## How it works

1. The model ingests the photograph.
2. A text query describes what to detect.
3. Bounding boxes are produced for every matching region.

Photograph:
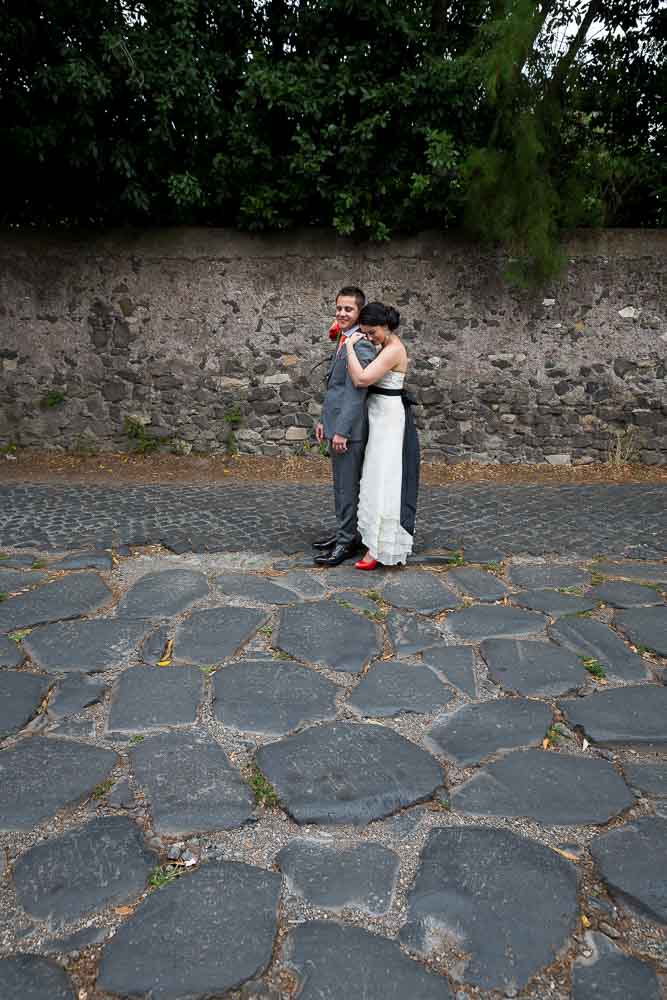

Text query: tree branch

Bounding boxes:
[549,0,604,94]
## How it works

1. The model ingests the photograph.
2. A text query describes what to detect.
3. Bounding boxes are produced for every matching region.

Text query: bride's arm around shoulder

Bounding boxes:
[345,335,402,388]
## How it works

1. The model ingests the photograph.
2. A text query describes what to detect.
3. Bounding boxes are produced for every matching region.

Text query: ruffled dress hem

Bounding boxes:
[357,506,412,566]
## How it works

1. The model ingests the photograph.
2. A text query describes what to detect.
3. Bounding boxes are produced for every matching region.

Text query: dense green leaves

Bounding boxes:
[1,0,663,280]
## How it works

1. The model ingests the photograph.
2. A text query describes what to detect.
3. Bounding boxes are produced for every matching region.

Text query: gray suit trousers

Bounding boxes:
[331,441,365,546]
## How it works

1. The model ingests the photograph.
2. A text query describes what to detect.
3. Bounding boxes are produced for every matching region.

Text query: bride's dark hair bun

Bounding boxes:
[386,306,400,331]
[358,301,401,330]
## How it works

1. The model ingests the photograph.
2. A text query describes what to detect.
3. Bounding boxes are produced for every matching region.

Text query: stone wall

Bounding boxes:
[1,228,665,464]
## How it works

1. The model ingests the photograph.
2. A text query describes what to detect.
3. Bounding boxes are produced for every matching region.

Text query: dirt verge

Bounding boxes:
[1,451,666,487]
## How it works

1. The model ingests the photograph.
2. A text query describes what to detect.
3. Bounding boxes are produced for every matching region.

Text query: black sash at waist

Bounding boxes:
[368,386,417,405]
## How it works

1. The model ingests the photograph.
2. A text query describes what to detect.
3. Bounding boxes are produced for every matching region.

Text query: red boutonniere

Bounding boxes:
[328,320,341,342]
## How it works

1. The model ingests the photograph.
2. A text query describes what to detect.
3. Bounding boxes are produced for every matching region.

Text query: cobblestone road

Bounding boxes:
[1,482,666,556]
[0,482,666,999]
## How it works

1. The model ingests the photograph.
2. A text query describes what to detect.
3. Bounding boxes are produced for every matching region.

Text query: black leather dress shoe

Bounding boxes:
[312,533,338,550]
[313,542,358,567]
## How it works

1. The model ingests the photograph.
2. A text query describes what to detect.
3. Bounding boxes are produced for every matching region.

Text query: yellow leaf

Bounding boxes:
[554,847,580,862]
[114,905,135,916]
[157,638,174,667]
[542,738,550,749]
[581,914,591,928]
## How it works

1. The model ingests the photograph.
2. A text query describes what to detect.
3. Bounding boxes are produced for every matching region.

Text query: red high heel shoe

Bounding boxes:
[355,556,378,570]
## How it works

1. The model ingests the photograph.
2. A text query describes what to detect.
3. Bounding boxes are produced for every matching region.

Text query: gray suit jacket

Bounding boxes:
[321,331,376,441]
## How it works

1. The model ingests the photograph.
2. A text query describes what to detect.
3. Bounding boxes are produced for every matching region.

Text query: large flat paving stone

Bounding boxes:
[507,561,591,590]
[382,570,460,614]
[399,826,578,992]
[0,955,75,1000]
[622,762,667,797]
[451,749,634,824]
[0,568,46,593]
[590,817,667,925]
[0,555,38,568]
[213,659,338,734]
[174,606,268,664]
[348,660,454,718]
[0,671,52,739]
[311,565,388,590]
[572,932,662,1000]
[48,675,106,719]
[130,731,254,834]
[421,646,477,697]
[117,569,209,618]
[52,550,113,570]
[446,605,547,641]
[107,665,203,732]
[387,611,443,658]
[256,722,443,825]
[14,816,156,923]
[590,580,665,608]
[0,634,23,666]
[0,572,112,633]
[615,605,667,656]
[273,570,327,599]
[594,560,667,584]
[461,543,506,563]
[480,638,587,696]
[428,698,551,766]
[447,567,510,602]
[335,589,381,614]
[511,588,596,618]
[23,618,150,673]
[561,686,667,749]
[0,737,117,831]
[549,617,647,683]
[276,600,381,673]
[97,861,282,1000]
[284,921,452,1000]
[277,840,399,914]
[215,571,304,604]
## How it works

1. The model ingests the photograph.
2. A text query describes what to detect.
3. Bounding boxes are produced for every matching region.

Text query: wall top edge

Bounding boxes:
[0,226,665,261]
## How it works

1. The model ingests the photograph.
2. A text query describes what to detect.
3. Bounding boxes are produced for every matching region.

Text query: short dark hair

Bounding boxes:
[358,301,400,331]
[336,286,366,310]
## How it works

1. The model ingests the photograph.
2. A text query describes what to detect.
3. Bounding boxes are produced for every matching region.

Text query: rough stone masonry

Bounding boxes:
[0,228,665,464]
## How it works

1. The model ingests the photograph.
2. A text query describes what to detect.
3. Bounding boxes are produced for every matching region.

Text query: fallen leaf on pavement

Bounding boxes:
[157,638,174,666]
[553,848,580,862]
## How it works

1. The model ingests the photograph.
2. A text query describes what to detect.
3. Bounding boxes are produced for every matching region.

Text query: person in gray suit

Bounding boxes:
[313,286,376,567]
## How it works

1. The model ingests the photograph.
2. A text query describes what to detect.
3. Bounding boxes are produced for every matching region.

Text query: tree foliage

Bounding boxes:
[1,0,664,280]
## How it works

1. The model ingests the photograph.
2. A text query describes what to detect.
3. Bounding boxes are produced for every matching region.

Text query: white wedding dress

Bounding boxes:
[357,370,414,565]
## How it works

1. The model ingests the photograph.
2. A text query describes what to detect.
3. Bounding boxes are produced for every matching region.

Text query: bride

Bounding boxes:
[345,302,420,570]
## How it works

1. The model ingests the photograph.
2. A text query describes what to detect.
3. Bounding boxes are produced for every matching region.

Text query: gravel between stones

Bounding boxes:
[0,544,665,1000]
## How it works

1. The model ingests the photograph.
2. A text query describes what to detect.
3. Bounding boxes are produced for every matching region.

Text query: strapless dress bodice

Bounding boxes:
[375,370,406,390]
